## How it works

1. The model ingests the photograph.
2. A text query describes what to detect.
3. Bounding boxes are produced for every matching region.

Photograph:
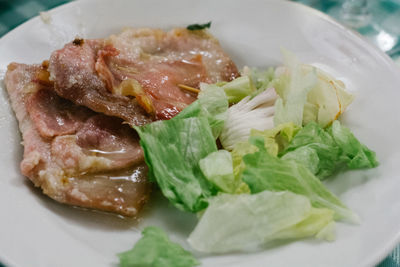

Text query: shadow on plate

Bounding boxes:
[24,179,197,235]
[23,179,141,231]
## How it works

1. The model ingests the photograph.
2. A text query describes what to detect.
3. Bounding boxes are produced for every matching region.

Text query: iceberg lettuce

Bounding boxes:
[329,120,378,169]
[119,226,199,267]
[188,191,335,253]
[273,49,317,126]
[250,122,300,156]
[242,66,275,92]
[220,76,256,104]
[230,123,300,184]
[281,122,341,178]
[242,137,359,223]
[177,83,228,138]
[134,86,228,212]
[273,49,354,128]
[199,150,250,194]
[136,117,217,212]
[215,66,275,105]
[281,121,378,179]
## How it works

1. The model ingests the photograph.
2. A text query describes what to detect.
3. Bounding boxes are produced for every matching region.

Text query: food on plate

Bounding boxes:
[3,22,379,266]
[5,63,150,216]
[48,28,239,125]
[188,190,335,253]
[4,27,240,216]
[118,226,199,267]
[131,47,378,263]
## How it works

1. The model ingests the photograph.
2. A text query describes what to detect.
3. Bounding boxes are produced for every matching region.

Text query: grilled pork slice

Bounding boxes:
[49,28,239,124]
[5,63,151,216]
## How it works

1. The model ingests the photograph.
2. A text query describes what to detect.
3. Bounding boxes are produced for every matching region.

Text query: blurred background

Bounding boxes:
[0,0,399,266]
[1,0,399,63]
[295,0,400,65]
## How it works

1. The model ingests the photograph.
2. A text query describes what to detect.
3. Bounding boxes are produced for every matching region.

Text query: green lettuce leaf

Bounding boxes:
[281,122,341,178]
[231,141,259,188]
[199,150,250,194]
[134,86,228,212]
[242,137,359,223]
[187,190,335,253]
[230,122,299,184]
[273,49,317,126]
[135,117,217,212]
[221,76,256,104]
[273,49,354,127]
[242,66,275,92]
[250,122,300,156]
[271,208,336,242]
[176,84,228,138]
[281,146,321,177]
[329,120,378,169]
[119,226,199,267]
[281,121,378,179]
[214,66,275,105]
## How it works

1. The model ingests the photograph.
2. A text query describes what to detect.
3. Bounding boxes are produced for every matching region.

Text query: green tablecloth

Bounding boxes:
[0,1,399,266]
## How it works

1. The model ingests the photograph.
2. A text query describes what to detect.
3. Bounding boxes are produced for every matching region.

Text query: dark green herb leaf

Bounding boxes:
[187,21,211,31]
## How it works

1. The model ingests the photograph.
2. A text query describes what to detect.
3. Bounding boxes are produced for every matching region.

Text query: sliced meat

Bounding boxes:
[49,28,240,123]
[47,40,152,126]
[26,88,92,138]
[5,63,151,216]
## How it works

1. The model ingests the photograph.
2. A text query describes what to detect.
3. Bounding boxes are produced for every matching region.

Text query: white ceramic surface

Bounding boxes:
[1,0,400,266]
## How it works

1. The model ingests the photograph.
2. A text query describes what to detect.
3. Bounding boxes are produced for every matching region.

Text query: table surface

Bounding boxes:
[0,0,399,267]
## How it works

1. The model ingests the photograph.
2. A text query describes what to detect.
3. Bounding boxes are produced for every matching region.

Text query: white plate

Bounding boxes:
[1,0,400,266]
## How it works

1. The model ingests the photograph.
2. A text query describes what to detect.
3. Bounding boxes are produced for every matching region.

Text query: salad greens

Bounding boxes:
[281,121,339,178]
[135,116,216,212]
[188,190,335,253]
[273,49,316,127]
[230,122,300,185]
[124,49,379,265]
[281,121,378,179]
[219,76,256,104]
[176,83,228,139]
[250,122,300,156]
[242,136,359,223]
[242,66,275,92]
[134,86,228,212]
[273,49,354,127]
[199,150,250,194]
[329,120,378,169]
[118,226,199,267]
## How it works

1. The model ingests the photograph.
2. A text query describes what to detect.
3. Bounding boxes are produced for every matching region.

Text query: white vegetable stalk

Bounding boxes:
[220,88,278,150]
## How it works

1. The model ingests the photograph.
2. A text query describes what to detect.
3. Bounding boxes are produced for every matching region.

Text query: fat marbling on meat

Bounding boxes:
[5,63,150,216]
[49,28,239,124]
